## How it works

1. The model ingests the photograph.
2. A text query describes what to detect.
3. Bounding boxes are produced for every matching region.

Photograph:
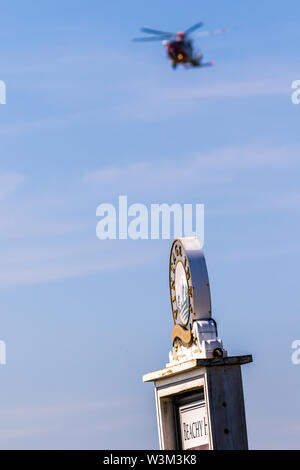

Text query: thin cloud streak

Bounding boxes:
[166,78,290,100]
[84,144,300,187]
[0,398,143,442]
[0,173,25,199]
[0,145,298,289]
[0,242,162,288]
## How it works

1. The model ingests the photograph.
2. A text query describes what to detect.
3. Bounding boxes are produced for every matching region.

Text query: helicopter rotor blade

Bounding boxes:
[193,28,229,38]
[184,22,204,35]
[140,27,174,37]
[132,36,169,42]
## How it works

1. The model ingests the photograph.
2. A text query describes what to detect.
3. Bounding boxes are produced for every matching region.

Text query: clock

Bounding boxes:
[169,237,212,347]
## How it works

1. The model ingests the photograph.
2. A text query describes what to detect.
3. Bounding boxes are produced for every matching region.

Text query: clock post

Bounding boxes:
[143,237,253,450]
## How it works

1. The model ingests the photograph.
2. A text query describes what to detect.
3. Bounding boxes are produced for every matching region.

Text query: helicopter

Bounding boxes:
[133,22,228,69]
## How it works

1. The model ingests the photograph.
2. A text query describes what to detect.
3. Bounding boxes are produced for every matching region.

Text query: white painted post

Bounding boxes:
[143,238,253,450]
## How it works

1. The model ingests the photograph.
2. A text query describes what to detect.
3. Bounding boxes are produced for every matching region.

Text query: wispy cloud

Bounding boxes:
[0,240,161,288]
[0,42,295,136]
[0,399,131,421]
[84,144,300,188]
[210,191,300,217]
[166,78,290,100]
[0,172,25,199]
[0,398,142,443]
[0,144,298,289]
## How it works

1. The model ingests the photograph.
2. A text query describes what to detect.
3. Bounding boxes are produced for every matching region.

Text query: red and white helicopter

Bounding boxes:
[133,22,228,69]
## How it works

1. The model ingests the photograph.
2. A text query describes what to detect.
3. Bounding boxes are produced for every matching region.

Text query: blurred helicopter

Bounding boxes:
[133,22,228,69]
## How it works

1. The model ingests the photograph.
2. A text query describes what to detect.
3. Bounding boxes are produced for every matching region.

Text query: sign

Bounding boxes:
[179,400,210,450]
[169,238,212,347]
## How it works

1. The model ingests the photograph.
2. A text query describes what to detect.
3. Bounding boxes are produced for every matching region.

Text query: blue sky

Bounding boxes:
[0,0,299,449]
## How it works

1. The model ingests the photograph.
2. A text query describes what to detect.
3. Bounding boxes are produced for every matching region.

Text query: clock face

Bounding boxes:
[175,261,189,325]
[169,239,194,334]
[169,237,212,348]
